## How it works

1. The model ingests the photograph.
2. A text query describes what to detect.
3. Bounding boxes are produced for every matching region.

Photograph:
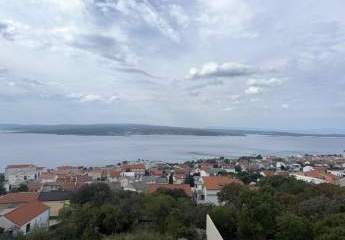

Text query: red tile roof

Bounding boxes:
[108,169,121,178]
[202,176,243,190]
[6,164,35,169]
[27,182,42,192]
[150,169,163,176]
[304,170,339,183]
[5,201,49,226]
[147,184,192,197]
[0,192,39,204]
[122,163,145,171]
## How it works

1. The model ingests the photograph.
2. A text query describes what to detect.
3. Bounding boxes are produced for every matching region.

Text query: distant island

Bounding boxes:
[1,123,345,137]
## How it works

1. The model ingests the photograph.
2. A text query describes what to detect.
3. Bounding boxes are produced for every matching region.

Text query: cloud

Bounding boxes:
[244,78,284,95]
[122,0,181,43]
[92,0,181,43]
[197,0,256,38]
[0,67,8,76]
[66,93,120,104]
[169,4,190,29]
[0,21,15,41]
[72,33,138,64]
[0,73,62,101]
[281,104,289,109]
[116,67,163,79]
[247,78,283,87]
[245,86,263,95]
[186,61,254,79]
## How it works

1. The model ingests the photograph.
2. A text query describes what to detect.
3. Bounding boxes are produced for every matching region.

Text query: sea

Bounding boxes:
[0,132,345,170]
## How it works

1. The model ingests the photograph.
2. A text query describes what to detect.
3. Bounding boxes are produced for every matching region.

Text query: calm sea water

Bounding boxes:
[0,133,345,170]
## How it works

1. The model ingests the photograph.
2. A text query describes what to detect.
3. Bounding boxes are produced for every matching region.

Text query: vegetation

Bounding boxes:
[9,183,205,240]
[0,174,6,195]
[3,176,345,240]
[213,176,345,240]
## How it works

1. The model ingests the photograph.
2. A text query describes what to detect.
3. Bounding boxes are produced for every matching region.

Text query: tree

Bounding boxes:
[17,229,51,240]
[218,183,248,208]
[168,173,174,184]
[155,188,189,200]
[298,196,343,220]
[0,174,6,195]
[142,194,176,233]
[234,165,242,173]
[71,183,112,205]
[313,213,345,240]
[184,174,195,187]
[274,213,312,240]
[104,230,174,240]
[16,183,28,192]
[237,190,280,240]
[209,207,237,240]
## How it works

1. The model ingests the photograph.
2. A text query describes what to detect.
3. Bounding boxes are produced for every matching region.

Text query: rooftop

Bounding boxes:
[6,164,36,169]
[0,192,39,205]
[202,176,243,190]
[5,201,49,226]
[38,191,72,202]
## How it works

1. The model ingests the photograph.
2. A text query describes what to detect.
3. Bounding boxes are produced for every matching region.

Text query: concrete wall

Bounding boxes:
[205,190,220,205]
[42,201,64,217]
[19,209,50,234]
[5,167,37,189]
[206,215,223,240]
[0,216,16,231]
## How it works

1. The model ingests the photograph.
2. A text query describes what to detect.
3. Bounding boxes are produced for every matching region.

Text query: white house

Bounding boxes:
[195,176,243,205]
[328,170,345,177]
[303,166,314,173]
[5,164,39,191]
[0,201,50,235]
[290,173,326,184]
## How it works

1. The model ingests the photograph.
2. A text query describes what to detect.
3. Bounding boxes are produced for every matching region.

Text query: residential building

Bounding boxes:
[107,169,121,182]
[195,176,243,205]
[5,164,39,191]
[0,192,39,209]
[291,173,326,184]
[0,201,49,235]
[38,191,71,218]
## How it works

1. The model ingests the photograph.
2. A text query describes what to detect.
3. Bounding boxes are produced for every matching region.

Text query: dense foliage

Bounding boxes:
[11,183,206,240]
[4,176,345,240]
[213,176,345,240]
[0,174,6,195]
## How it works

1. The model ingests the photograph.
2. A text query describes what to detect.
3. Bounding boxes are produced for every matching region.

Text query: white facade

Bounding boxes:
[195,179,220,205]
[5,165,38,190]
[302,166,314,172]
[291,174,326,184]
[203,189,219,205]
[0,208,49,235]
[19,209,50,234]
[328,170,344,177]
[0,215,15,231]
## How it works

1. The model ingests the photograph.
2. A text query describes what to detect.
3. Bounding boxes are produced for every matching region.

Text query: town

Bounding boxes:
[1,152,345,239]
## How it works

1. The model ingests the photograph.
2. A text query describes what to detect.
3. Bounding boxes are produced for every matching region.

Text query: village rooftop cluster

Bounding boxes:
[1,153,345,236]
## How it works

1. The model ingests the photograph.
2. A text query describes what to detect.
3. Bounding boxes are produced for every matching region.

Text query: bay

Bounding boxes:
[0,133,345,170]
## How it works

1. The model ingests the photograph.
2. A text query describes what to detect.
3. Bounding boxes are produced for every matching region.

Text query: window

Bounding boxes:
[26,223,31,233]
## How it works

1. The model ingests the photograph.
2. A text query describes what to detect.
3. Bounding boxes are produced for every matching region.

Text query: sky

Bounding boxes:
[0,0,345,131]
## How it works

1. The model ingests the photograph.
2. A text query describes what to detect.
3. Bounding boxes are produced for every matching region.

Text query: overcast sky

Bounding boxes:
[0,0,344,130]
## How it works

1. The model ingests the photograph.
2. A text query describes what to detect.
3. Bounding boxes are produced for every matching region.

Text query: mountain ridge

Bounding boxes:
[1,123,345,137]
